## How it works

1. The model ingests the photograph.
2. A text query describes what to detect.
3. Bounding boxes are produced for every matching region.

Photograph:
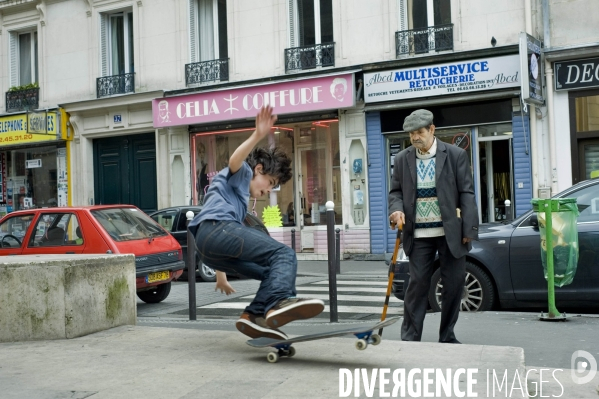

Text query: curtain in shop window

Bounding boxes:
[198,0,215,61]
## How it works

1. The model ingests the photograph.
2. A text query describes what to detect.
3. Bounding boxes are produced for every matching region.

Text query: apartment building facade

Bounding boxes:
[0,0,593,257]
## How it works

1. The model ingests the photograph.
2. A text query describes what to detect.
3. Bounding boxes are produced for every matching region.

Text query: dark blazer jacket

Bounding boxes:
[388,139,479,258]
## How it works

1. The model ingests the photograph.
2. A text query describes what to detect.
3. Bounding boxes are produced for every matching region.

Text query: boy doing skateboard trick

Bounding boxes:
[189,106,325,340]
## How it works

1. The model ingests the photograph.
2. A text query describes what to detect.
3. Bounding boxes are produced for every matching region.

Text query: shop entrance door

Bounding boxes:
[93,133,158,213]
[476,126,514,223]
[297,145,327,251]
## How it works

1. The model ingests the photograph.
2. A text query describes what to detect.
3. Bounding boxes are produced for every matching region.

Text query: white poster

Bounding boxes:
[57,148,68,207]
[364,54,520,103]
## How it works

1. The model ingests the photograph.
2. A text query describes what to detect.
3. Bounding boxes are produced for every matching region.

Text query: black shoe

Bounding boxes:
[236,312,287,340]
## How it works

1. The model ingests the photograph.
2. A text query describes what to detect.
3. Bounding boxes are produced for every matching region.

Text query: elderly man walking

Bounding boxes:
[388,109,479,343]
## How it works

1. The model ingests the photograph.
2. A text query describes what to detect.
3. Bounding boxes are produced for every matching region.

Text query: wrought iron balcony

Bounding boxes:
[395,24,454,57]
[285,42,335,72]
[185,58,229,85]
[5,87,39,113]
[96,73,135,98]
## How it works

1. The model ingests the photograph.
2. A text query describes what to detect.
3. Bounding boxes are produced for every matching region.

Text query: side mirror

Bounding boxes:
[530,214,539,228]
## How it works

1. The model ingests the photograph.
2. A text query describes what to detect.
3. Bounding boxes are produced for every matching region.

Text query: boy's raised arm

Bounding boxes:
[228,106,277,174]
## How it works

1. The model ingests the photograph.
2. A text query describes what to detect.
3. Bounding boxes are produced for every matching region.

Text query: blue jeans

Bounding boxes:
[195,220,297,316]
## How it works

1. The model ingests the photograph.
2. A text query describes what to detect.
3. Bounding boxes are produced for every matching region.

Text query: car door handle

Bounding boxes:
[66,251,75,254]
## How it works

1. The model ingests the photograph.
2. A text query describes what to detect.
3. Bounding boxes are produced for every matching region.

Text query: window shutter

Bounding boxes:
[189,0,198,63]
[288,0,296,47]
[398,0,408,31]
[100,13,109,76]
[9,32,18,87]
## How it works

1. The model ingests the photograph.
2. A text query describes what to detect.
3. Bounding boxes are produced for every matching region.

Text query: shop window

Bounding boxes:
[29,213,83,247]
[3,146,59,212]
[190,120,341,229]
[9,30,38,87]
[100,11,134,76]
[575,95,599,132]
[189,0,228,63]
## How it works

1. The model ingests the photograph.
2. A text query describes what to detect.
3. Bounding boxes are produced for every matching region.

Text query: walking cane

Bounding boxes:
[379,222,402,337]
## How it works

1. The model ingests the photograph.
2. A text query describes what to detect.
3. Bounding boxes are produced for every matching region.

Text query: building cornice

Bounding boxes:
[59,90,164,113]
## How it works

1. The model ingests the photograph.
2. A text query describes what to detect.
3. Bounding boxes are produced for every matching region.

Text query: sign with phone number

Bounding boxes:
[0,111,58,147]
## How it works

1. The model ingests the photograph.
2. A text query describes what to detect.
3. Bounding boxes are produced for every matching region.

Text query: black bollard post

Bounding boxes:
[186,211,197,321]
[326,201,338,322]
[291,228,296,252]
[335,228,341,274]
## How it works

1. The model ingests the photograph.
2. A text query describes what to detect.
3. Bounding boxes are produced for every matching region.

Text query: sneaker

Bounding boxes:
[265,298,325,328]
[235,312,288,340]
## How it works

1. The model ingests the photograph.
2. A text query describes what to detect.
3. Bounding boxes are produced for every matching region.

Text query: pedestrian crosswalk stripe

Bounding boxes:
[296,286,386,293]
[198,302,401,314]
[240,294,402,303]
[311,281,389,286]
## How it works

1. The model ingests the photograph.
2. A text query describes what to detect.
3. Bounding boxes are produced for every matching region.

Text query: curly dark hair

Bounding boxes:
[246,147,292,185]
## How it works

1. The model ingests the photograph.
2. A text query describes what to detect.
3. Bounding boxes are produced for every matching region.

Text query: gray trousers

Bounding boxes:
[401,236,465,343]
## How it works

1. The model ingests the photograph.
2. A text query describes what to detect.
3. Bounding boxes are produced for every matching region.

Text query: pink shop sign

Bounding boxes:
[152,73,355,128]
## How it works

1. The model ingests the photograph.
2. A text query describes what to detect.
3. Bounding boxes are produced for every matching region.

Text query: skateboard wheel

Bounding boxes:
[267,352,279,363]
[288,346,296,357]
[370,334,381,346]
[355,339,368,351]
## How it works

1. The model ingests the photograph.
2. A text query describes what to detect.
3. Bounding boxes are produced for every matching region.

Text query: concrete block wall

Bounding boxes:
[0,254,136,343]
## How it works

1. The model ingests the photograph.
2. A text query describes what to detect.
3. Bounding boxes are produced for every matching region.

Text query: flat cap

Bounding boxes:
[403,109,434,132]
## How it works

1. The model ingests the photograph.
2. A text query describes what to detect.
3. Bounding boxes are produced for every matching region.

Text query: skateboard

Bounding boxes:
[246,316,401,363]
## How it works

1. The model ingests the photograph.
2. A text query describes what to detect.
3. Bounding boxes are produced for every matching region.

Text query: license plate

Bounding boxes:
[146,270,170,283]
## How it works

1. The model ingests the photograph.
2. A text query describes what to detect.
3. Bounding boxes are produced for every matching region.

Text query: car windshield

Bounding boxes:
[91,208,168,242]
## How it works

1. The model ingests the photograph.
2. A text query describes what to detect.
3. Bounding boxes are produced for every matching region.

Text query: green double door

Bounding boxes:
[93,133,158,213]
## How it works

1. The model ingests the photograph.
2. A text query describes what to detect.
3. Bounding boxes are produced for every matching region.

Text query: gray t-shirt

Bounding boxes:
[188,162,252,235]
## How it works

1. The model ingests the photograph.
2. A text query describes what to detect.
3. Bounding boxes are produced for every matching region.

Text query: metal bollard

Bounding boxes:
[504,199,512,220]
[335,228,341,274]
[291,228,296,252]
[186,211,197,321]
[326,201,338,322]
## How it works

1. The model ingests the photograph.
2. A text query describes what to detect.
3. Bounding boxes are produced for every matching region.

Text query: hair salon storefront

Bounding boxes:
[0,109,70,216]
[363,52,534,254]
[153,73,372,258]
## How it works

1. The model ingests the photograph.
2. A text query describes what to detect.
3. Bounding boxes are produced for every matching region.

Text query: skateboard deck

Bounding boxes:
[246,316,401,363]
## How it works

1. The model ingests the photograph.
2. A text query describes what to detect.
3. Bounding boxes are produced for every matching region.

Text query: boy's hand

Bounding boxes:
[255,105,277,141]
[215,279,236,295]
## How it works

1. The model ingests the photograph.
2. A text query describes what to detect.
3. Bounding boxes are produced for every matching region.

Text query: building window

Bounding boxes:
[9,31,38,87]
[408,0,451,30]
[189,0,228,63]
[101,11,134,76]
[289,0,333,47]
[396,0,452,55]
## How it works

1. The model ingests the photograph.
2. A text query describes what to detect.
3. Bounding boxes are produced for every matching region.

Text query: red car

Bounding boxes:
[0,205,184,303]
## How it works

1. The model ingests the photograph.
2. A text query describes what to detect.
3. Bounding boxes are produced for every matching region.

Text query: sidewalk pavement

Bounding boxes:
[2,260,599,398]
[2,325,528,399]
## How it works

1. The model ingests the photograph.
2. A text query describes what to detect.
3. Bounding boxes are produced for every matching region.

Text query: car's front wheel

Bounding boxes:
[428,262,495,312]
[197,258,217,282]
[137,282,172,303]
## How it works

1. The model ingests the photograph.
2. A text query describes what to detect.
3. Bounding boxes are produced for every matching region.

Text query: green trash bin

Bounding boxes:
[531,198,579,319]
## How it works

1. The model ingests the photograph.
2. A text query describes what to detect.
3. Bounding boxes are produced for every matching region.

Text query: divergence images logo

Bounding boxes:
[571,350,597,385]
